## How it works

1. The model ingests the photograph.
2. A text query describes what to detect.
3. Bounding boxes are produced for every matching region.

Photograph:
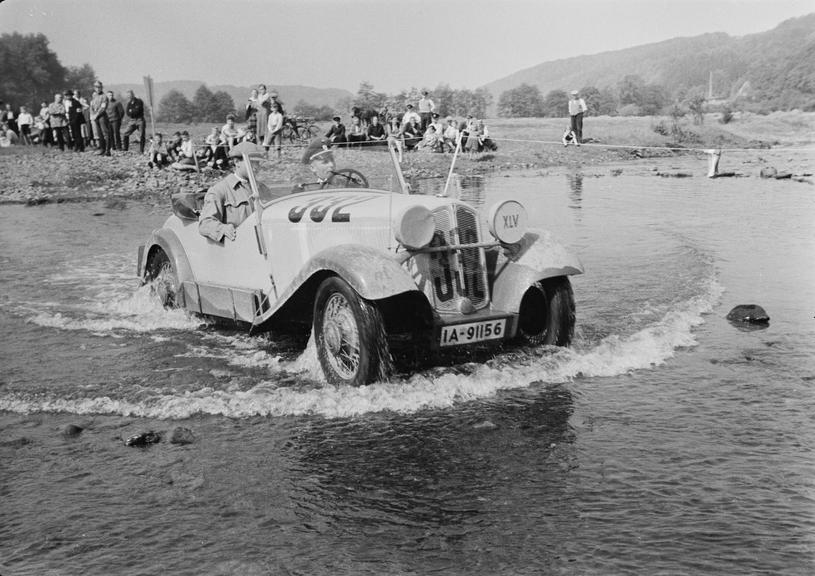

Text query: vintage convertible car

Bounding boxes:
[137,145,583,386]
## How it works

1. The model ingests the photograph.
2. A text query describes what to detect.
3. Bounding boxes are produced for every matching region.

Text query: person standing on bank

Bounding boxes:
[123,90,146,154]
[90,81,111,156]
[106,91,125,151]
[568,90,587,145]
[418,90,435,132]
[47,92,68,151]
[65,90,86,152]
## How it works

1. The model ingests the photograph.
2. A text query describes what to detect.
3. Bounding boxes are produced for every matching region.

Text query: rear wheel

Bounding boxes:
[145,249,179,308]
[518,277,575,346]
[313,277,390,386]
[322,168,369,189]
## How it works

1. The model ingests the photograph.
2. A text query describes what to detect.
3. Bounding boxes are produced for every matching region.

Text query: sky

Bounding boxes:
[1,0,813,94]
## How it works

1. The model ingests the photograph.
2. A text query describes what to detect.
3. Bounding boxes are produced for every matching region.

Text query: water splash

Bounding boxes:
[0,278,724,420]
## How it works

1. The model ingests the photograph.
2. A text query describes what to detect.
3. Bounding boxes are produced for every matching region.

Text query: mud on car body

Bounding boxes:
[137,145,583,386]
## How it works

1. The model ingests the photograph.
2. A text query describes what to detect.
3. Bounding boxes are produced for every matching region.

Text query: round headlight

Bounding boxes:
[487,200,527,244]
[394,205,435,249]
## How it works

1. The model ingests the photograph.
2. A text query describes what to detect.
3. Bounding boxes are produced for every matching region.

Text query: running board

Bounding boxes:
[182,281,267,323]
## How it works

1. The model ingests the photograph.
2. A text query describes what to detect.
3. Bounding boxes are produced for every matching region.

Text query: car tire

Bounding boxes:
[518,277,575,346]
[313,276,391,386]
[322,168,369,189]
[145,248,180,308]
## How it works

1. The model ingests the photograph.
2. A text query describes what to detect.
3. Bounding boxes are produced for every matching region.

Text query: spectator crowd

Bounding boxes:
[2,83,496,169]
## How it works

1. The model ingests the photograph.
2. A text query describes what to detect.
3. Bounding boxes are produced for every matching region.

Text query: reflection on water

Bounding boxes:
[408,174,487,207]
[566,172,583,210]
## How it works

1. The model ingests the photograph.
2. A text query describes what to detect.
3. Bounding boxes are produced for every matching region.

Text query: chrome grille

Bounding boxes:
[413,205,489,313]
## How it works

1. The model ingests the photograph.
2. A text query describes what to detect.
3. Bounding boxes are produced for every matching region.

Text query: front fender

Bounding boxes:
[489,232,583,313]
[138,227,195,285]
[302,244,418,300]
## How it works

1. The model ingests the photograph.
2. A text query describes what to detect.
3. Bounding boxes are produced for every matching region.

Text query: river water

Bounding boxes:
[1,163,814,575]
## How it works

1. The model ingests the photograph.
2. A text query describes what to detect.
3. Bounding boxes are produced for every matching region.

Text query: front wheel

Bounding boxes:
[517,277,575,346]
[144,248,180,308]
[313,277,390,386]
[321,168,369,189]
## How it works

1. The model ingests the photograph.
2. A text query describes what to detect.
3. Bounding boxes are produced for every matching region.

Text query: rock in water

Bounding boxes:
[62,424,84,437]
[169,427,195,445]
[125,431,162,447]
[760,167,778,179]
[726,304,770,324]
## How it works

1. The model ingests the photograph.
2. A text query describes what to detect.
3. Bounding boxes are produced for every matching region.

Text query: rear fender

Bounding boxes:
[138,228,195,286]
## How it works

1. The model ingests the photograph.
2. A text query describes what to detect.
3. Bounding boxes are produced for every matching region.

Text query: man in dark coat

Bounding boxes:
[123,89,146,154]
[105,91,125,151]
[64,90,85,152]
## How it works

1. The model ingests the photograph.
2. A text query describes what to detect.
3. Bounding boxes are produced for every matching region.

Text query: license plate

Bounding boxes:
[440,319,506,347]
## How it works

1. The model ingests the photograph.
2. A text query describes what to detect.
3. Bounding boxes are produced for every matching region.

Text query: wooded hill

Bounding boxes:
[484,13,815,112]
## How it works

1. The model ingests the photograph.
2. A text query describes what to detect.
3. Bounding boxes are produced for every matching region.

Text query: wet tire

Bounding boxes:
[145,249,180,308]
[517,277,575,346]
[313,277,390,386]
[322,168,369,189]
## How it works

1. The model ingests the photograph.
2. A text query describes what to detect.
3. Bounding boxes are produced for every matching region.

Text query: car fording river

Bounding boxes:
[137,143,583,386]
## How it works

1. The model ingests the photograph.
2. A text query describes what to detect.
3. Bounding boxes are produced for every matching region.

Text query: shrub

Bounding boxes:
[651,120,670,136]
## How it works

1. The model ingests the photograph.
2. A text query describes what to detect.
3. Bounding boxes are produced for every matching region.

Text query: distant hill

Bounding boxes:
[484,13,815,111]
[106,80,352,112]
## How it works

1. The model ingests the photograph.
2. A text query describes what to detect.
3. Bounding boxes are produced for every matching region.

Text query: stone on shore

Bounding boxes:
[726,304,770,324]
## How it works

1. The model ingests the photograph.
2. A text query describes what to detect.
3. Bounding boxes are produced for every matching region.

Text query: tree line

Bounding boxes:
[156,86,237,123]
[496,75,712,119]
[0,33,97,107]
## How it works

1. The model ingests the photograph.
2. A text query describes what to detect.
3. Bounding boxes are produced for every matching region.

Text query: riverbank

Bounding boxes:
[1,111,812,205]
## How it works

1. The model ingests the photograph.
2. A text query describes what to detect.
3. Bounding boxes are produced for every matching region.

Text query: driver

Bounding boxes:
[199,141,266,242]
[301,136,335,181]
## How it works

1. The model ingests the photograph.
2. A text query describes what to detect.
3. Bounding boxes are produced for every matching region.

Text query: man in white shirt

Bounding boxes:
[418,90,435,131]
[568,90,588,145]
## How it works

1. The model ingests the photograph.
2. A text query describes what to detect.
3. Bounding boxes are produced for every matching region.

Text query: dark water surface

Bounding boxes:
[2,167,814,575]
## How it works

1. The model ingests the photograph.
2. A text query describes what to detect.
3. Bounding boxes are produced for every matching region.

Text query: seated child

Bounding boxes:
[147,133,170,168]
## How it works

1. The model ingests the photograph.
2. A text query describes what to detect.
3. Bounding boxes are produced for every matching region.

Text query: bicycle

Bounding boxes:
[282,116,321,144]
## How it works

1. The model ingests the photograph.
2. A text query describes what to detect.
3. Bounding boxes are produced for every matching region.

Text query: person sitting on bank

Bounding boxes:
[347,115,367,149]
[147,133,170,168]
[199,141,266,242]
[367,114,387,146]
[443,117,459,152]
[170,130,198,169]
[417,124,442,153]
[325,115,346,147]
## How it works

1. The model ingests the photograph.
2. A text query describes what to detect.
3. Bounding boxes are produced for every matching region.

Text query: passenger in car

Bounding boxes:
[198,142,266,242]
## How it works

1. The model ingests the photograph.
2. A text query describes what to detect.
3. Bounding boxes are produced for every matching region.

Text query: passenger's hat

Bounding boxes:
[332,115,341,121]
[228,141,266,159]
[63,89,74,96]
[570,90,579,95]
[93,80,102,87]
[432,112,439,118]
[406,104,414,109]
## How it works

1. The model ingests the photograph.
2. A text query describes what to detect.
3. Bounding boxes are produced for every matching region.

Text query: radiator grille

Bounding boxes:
[415,205,489,313]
